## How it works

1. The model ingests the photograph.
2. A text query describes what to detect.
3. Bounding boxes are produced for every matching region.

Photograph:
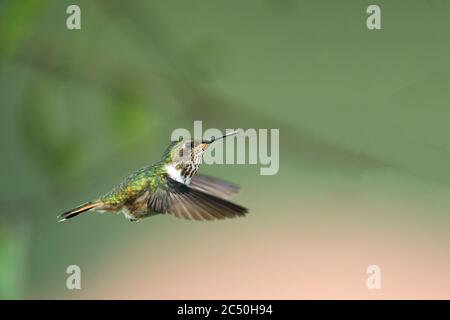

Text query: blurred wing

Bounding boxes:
[148,178,248,221]
[189,174,240,199]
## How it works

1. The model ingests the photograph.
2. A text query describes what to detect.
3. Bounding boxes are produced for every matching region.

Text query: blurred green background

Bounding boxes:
[2,0,450,299]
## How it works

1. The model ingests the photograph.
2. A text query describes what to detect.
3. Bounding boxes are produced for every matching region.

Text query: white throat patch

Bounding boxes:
[165,164,188,184]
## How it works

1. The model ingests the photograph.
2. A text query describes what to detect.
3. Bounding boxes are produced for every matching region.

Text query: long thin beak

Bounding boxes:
[200,130,238,150]
[203,130,238,144]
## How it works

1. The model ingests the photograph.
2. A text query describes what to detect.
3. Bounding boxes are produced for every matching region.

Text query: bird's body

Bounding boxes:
[58,132,248,222]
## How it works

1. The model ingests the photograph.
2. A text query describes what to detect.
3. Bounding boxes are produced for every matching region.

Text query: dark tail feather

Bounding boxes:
[58,202,100,222]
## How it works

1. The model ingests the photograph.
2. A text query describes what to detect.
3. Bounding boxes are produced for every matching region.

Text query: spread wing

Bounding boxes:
[147,178,248,221]
[189,174,240,199]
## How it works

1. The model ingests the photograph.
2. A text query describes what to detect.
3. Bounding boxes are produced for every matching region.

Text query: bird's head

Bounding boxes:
[162,131,238,168]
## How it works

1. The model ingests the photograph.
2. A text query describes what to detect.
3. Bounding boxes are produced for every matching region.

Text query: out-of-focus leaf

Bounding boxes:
[0,224,29,299]
[0,0,52,61]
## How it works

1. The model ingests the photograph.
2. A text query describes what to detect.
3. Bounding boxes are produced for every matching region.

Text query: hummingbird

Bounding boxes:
[58,131,248,222]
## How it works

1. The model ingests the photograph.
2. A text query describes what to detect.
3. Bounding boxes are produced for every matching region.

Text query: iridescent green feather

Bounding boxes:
[99,159,169,207]
[98,140,186,206]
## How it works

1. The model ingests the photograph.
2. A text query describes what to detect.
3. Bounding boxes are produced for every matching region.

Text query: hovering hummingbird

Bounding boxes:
[58,131,248,222]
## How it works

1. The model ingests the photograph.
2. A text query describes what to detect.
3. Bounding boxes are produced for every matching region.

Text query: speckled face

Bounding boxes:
[165,139,209,184]
[172,139,207,166]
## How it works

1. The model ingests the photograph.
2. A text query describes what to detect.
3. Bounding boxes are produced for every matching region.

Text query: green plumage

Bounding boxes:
[59,132,248,222]
[100,162,166,207]
[99,140,180,207]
